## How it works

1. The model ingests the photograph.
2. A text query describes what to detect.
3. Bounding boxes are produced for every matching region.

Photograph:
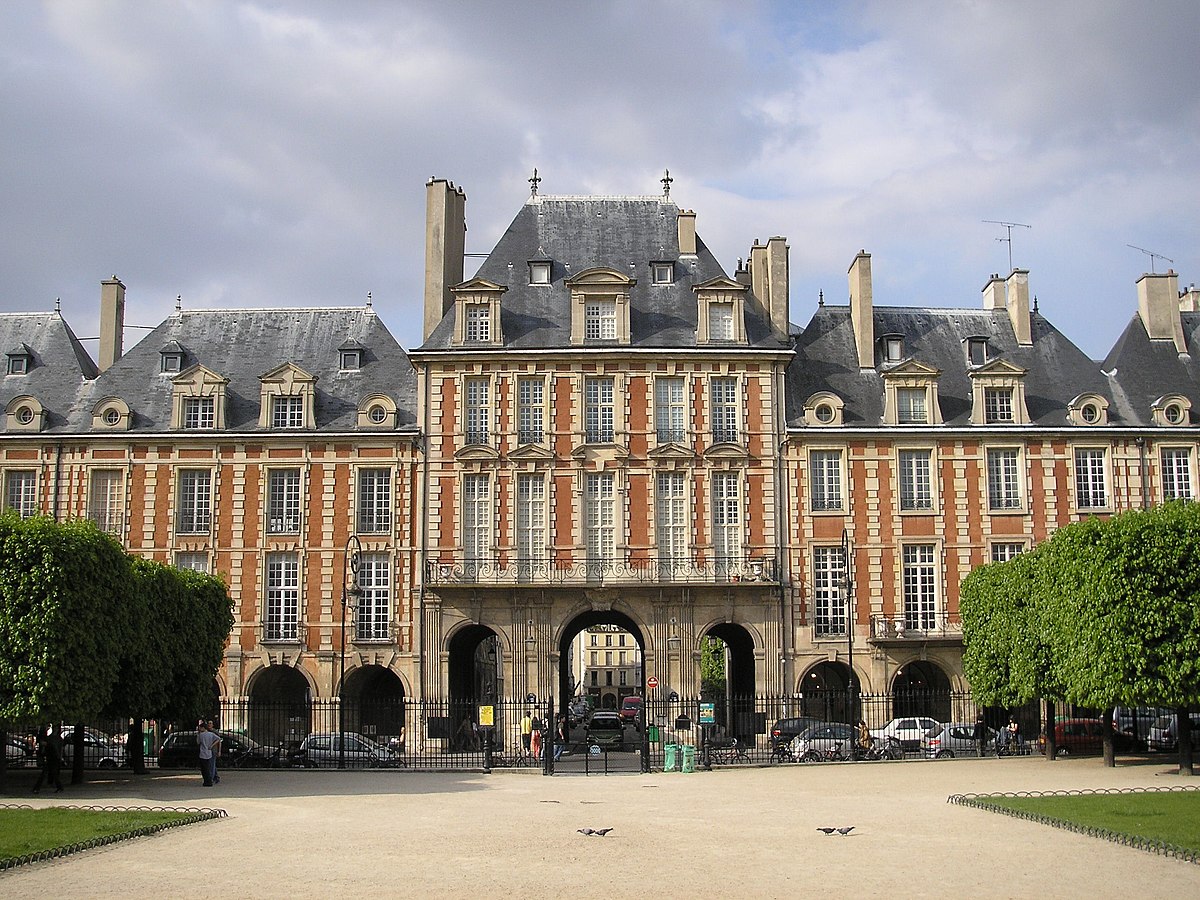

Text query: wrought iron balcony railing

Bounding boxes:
[711,427,741,444]
[657,427,686,443]
[425,554,777,586]
[869,613,962,641]
[353,620,394,644]
[516,428,546,446]
[464,428,491,446]
[259,620,307,645]
[585,426,615,443]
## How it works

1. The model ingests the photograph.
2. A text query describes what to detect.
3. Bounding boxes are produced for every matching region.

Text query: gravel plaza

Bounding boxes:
[3,756,1199,898]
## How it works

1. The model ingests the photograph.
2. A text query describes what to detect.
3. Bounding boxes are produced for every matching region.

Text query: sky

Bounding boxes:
[2,0,1198,361]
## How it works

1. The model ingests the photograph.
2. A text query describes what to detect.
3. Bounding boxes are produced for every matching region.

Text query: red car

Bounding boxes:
[619,696,644,727]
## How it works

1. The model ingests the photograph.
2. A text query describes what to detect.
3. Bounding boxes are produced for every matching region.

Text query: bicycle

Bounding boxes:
[800,740,850,763]
[708,738,751,765]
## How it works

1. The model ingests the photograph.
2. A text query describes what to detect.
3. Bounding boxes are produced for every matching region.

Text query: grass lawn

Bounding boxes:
[0,807,196,859]
[978,792,1200,852]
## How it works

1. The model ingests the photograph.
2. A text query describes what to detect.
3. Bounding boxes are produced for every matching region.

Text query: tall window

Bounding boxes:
[465,377,491,445]
[655,377,686,443]
[984,387,1015,424]
[88,469,124,534]
[656,472,687,576]
[264,552,300,642]
[902,544,937,631]
[708,302,734,340]
[3,470,37,518]
[585,377,614,443]
[813,545,848,637]
[990,543,1025,563]
[711,377,739,444]
[267,469,301,534]
[463,474,492,570]
[517,378,544,445]
[355,553,391,641]
[896,388,927,424]
[1074,448,1108,509]
[174,551,209,573]
[584,473,615,577]
[1162,448,1193,501]
[810,450,844,511]
[465,305,490,342]
[986,448,1021,510]
[712,472,741,575]
[584,299,616,340]
[356,468,392,533]
[516,474,546,576]
[271,395,305,429]
[183,396,215,430]
[176,470,212,534]
[898,450,933,510]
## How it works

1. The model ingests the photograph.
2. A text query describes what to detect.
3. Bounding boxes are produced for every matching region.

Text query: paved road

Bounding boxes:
[2,756,1198,897]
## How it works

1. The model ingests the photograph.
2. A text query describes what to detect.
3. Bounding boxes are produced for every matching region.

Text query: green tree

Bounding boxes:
[699,637,726,698]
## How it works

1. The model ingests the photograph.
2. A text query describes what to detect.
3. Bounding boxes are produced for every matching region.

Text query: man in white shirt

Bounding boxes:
[197,721,222,786]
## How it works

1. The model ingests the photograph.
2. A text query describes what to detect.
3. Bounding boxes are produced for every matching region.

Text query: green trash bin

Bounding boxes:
[663,743,679,772]
[681,743,697,774]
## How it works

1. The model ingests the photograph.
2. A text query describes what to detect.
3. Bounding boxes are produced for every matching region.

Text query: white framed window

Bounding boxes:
[585,473,615,577]
[810,450,844,512]
[271,395,305,429]
[355,553,391,642]
[585,377,614,443]
[708,302,734,341]
[712,471,742,575]
[183,397,215,429]
[986,448,1022,510]
[711,377,739,444]
[896,388,927,424]
[516,474,546,577]
[655,377,686,443]
[267,469,302,534]
[7,355,28,375]
[465,377,491,445]
[990,542,1025,563]
[813,545,848,637]
[884,336,904,363]
[3,470,37,517]
[898,450,933,511]
[1074,447,1108,509]
[902,544,938,631]
[656,472,688,576]
[174,551,209,573]
[529,261,551,285]
[88,469,124,534]
[984,388,1015,424]
[264,552,300,642]
[357,468,392,534]
[465,305,491,342]
[1162,447,1194,501]
[652,262,673,284]
[517,378,545,445]
[584,299,617,341]
[176,470,212,534]
[463,474,492,570]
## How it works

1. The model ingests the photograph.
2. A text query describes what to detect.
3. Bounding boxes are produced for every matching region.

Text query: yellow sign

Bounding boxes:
[478,705,494,727]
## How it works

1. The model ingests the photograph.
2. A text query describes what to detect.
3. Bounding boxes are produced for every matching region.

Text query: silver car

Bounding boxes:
[922,722,995,758]
[294,732,402,768]
[58,727,126,769]
[1146,713,1200,752]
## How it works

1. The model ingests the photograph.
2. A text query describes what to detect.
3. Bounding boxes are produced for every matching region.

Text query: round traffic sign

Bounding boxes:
[647,676,660,689]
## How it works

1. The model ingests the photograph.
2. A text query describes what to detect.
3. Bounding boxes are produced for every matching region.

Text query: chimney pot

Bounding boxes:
[99,276,126,372]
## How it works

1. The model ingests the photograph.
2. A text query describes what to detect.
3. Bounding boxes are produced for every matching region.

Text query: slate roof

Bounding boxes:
[75,307,416,433]
[786,305,1114,428]
[1102,313,1200,425]
[0,312,98,432]
[419,196,790,352]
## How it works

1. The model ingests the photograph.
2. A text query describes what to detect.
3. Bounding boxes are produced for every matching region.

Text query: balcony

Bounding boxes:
[869,613,962,645]
[656,427,686,444]
[516,428,546,446]
[425,554,778,587]
[464,428,492,447]
[711,427,741,445]
[353,620,394,644]
[259,621,307,645]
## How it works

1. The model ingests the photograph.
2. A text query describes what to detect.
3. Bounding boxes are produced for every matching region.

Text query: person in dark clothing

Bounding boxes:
[973,713,988,757]
[33,724,64,793]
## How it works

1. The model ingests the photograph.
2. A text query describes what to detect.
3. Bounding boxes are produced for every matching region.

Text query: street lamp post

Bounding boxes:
[841,528,857,756]
[338,534,363,770]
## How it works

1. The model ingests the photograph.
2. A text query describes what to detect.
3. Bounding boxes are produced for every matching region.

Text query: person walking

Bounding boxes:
[520,711,533,761]
[32,724,64,794]
[530,713,543,761]
[554,713,569,761]
[973,713,988,757]
[197,720,221,786]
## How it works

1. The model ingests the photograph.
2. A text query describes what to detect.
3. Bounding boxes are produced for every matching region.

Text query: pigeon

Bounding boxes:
[578,827,614,836]
[837,826,855,835]
[577,828,595,835]
[594,828,614,836]
[816,827,837,834]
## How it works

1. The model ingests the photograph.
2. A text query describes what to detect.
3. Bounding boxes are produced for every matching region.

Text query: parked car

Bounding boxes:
[1038,718,1141,756]
[769,716,827,752]
[568,697,591,728]
[291,732,402,768]
[619,696,644,727]
[158,730,284,769]
[6,735,35,768]
[1113,706,1171,742]
[790,722,856,760]
[1146,713,1200,753]
[923,722,994,758]
[585,711,625,749]
[871,717,941,753]
[58,727,126,769]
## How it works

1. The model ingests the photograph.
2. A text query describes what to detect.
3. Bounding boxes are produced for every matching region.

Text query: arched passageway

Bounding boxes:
[446,625,501,748]
[246,665,312,749]
[342,665,405,746]
[702,623,757,741]
[798,661,853,723]
[892,660,952,721]
[557,610,645,715]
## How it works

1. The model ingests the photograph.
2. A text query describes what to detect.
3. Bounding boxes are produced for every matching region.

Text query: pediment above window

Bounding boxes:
[694,277,749,345]
[565,268,635,288]
[703,442,750,461]
[91,396,131,431]
[1067,393,1109,427]
[451,278,506,347]
[648,441,696,462]
[881,359,941,379]
[802,391,845,427]
[509,442,555,462]
[454,442,500,462]
[1152,394,1191,427]
[5,395,45,432]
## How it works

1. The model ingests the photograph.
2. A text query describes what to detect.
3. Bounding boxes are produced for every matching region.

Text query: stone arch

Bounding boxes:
[697,621,758,743]
[557,608,646,714]
[243,663,313,750]
[891,659,952,722]
[797,660,853,723]
[341,664,406,745]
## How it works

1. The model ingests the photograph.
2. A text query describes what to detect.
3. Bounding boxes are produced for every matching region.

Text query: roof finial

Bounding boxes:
[366,290,373,308]
[1033,295,1039,313]
[818,289,825,307]
[55,296,61,314]
[175,294,182,313]
[529,167,541,197]
[661,168,672,199]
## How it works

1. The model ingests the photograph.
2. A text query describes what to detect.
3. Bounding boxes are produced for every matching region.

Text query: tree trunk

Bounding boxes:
[1044,699,1057,760]
[71,721,85,785]
[127,719,147,775]
[1178,707,1194,777]
[1101,706,1115,767]
[0,728,8,790]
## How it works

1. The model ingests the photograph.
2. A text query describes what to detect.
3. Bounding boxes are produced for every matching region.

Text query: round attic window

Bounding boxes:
[103,407,121,426]
[15,406,34,425]
[367,404,388,424]
[1080,403,1099,424]
[814,403,835,424]
[1165,403,1184,425]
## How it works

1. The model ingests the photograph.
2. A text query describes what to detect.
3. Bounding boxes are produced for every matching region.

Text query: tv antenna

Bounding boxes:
[1126,244,1174,274]
[983,220,1031,272]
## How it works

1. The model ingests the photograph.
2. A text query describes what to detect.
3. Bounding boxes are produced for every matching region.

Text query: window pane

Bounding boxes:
[272,395,305,428]
[88,470,124,533]
[267,469,302,533]
[986,449,1021,510]
[465,378,491,444]
[355,553,391,641]
[517,379,544,444]
[898,450,932,510]
[585,377,614,443]
[897,388,927,424]
[1074,448,1107,508]
[902,544,937,630]
[711,378,739,444]
[4,470,37,517]
[810,450,843,511]
[357,468,392,533]
[184,397,215,429]
[177,470,212,534]
[265,553,300,641]
[813,546,848,636]
[655,377,685,443]
[1162,448,1193,501]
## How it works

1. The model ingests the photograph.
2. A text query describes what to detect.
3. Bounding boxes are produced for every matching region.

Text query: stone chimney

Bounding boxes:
[423,178,467,341]
[848,251,873,369]
[99,276,125,372]
[1005,269,1032,346]
[1180,283,1200,313]
[1138,270,1186,353]
[981,273,1006,310]
[677,210,697,256]
[765,236,790,337]
[749,240,769,313]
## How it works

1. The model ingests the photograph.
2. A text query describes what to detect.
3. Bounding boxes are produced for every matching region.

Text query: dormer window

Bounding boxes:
[5,344,31,375]
[651,262,674,285]
[5,395,45,432]
[882,360,943,426]
[1067,392,1110,427]
[451,278,506,347]
[258,362,317,430]
[171,365,228,431]
[693,277,748,345]
[983,387,1014,424]
[568,269,633,346]
[465,304,491,342]
[585,299,617,341]
[883,335,904,364]
[272,395,305,429]
[966,337,988,366]
[1152,394,1191,427]
[92,397,131,431]
[338,341,364,371]
[802,392,845,427]
[970,360,1030,426]
[708,301,734,341]
[896,388,927,424]
[529,261,551,285]
[159,341,186,373]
